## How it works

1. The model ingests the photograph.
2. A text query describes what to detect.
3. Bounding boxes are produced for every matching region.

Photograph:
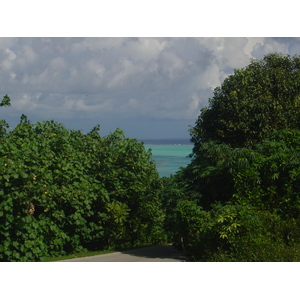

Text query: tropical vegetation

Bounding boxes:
[0,97,165,261]
[1,52,300,261]
[165,53,300,261]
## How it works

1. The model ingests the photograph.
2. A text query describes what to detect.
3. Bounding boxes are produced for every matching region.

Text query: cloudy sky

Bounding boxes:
[1,37,299,139]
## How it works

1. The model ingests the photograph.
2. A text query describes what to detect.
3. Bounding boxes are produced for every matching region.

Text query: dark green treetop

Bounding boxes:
[190,53,300,150]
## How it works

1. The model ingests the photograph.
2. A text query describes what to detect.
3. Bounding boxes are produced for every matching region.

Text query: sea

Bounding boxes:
[139,138,194,177]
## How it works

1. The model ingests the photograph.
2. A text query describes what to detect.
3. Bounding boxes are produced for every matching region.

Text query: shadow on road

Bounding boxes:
[119,244,188,261]
[60,244,189,262]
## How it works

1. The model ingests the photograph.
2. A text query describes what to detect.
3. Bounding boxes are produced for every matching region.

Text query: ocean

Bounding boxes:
[140,138,193,177]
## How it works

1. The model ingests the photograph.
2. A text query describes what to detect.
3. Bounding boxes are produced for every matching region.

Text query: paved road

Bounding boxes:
[60,244,187,262]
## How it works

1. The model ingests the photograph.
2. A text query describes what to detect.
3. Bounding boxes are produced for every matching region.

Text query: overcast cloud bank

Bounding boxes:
[1,37,299,138]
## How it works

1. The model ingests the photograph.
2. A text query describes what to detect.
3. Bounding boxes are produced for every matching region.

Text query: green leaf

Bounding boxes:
[32,222,39,229]
[12,241,19,248]
[29,233,36,239]
[25,216,32,223]
[4,205,10,211]
[21,172,28,178]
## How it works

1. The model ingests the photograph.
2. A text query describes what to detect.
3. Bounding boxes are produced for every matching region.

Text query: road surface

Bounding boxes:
[60,244,187,262]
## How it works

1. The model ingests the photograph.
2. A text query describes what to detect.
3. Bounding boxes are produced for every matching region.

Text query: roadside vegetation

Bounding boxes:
[0,100,166,261]
[164,53,300,261]
[1,53,300,262]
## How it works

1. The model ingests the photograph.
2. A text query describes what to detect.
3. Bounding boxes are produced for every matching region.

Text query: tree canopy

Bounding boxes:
[190,53,300,150]
[165,53,300,261]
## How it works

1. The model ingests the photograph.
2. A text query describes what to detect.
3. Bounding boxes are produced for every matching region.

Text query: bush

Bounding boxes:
[0,115,165,261]
[173,201,300,262]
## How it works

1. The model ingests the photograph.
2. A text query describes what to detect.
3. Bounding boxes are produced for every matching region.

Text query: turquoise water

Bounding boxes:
[144,143,193,177]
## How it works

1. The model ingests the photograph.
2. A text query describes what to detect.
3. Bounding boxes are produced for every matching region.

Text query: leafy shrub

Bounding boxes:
[0,112,165,261]
[173,201,300,261]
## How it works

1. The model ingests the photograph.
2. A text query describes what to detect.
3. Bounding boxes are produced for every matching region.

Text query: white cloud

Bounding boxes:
[23,45,37,64]
[121,37,168,62]
[71,38,125,54]
[0,38,18,49]
[158,50,185,80]
[14,93,40,111]
[4,48,16,62]
[252,37,290,58]
[244,37,264,56]
[1,37,299,137]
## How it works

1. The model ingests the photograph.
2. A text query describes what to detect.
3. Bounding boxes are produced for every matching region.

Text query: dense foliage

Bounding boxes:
[190,53,300,149]
[166,53,300,261]
[0,96,165,261]
[2,52,300,262]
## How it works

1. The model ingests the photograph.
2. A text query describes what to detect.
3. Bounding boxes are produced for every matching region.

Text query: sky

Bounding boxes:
[1,37,300,139]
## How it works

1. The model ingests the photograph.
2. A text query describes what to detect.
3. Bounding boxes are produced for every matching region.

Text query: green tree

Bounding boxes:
[95,129,166,247]
[190,53,300,150]
[167,53,300,261]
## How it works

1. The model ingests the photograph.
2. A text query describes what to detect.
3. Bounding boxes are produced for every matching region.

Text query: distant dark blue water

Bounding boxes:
[140,138,193,177]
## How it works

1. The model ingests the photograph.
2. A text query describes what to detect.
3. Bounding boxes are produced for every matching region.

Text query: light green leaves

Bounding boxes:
[106,201,130,224]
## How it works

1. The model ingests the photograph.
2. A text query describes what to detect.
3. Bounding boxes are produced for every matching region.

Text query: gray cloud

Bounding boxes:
[1,37,299,138]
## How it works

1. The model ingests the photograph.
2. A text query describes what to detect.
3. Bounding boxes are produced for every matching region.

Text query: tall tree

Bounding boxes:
[190,53,300,150]
[168,53,300,261]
